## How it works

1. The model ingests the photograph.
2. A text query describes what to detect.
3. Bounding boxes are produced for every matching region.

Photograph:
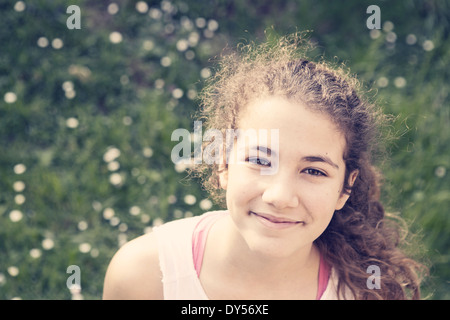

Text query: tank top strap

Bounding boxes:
[192,211,229,277]
[316,253,331,299]
[153,211,227,299]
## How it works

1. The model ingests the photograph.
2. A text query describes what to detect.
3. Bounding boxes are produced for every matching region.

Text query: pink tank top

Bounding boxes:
[192,211,331,300]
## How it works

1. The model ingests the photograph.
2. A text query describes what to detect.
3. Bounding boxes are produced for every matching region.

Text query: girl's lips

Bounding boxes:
[250,211,304,229]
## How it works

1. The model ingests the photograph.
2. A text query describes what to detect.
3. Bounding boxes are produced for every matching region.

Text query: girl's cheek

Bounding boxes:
[228,167,261,194]
[299,185,338,212]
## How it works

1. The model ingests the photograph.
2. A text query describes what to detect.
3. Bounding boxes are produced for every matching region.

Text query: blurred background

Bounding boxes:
[0,0,448,299]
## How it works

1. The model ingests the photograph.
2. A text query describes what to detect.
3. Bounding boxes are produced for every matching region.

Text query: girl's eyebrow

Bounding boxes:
[302,156,340,170]
[248,146,339,169]
[250,145,274,156]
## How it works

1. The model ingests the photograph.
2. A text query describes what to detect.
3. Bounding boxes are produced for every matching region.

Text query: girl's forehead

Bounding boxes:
[237,96,338,132]
[235,96,347,160]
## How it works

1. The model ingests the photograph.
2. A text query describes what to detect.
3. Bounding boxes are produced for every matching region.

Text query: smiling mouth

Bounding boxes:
[250,211,304,226]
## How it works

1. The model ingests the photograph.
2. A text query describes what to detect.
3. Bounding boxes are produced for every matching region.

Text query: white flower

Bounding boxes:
[7,266,19,277]
[78,220,88,231]
[129,206,141,216]
[149,8,162,19]
[110,216,120,227]
[66,117,79,128]
[107,161,120,171]
[199,199,213,211]
[422,40,434,51]
[9,210,23,222]
[142,40,154,51]
[382,21,394,32]
[188,32,200,47]
[135,1,148,13]
[377,77,389,88]
[14,194,25,205]
[13,181,26,192]
[167,195,177,204]
[103,208,115,220]
[103,147,121,162]
[37,37,49,48]
[195,17,206,28]
[406,34,417,45]
[4,92,17,103]
[184,194,196,205]
[109,31,123,44]
[152,218,164,227]
[394,77,406,88]
[160,56,172,67]
[119,223,128,232]
[13,163,26,174]
[79,243,91,253]
[141,214,151,223]
[435,166,446,178]
[207,19,219,32]
[29,248,42,259]
[109,173,123,186]
[386,32,397,43]
[369,29,380,39]
[42,238,55,250]
[107,3,119,15]
[62,81,74,92]
[176,39,189,52]
[51,38,64,49]
[200,68,211,78]
[142,147,153,158]
[14,1,26,12]
[172,88,184,99]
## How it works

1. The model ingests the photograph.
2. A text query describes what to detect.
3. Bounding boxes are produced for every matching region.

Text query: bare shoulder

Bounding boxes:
[103,232,163,299]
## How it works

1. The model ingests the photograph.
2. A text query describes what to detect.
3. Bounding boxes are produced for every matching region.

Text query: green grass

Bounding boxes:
[0,0,448,299]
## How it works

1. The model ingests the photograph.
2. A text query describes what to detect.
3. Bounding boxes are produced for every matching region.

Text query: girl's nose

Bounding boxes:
[261,173,299,210]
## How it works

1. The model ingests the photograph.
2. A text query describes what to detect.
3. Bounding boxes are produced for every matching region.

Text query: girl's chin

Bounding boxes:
[228,209,313,258]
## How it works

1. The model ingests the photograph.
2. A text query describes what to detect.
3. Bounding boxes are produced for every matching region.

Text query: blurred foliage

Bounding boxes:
[0,0,448,299]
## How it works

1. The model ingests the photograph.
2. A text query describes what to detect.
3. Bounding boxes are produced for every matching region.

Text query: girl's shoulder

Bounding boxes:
[103,211,226,299]
[103,232,163,299]
[320,267,356,300]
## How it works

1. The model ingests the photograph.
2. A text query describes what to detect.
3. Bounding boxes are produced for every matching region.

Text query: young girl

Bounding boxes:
[103,34,426,300]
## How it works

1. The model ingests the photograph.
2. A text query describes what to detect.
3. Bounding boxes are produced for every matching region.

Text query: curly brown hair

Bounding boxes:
[191,33,427,299]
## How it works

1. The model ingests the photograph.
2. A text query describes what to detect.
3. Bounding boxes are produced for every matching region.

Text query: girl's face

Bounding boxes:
[220,96,354,258]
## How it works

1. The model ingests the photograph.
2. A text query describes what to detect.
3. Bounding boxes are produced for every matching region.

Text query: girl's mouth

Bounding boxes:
[250,211,304,229]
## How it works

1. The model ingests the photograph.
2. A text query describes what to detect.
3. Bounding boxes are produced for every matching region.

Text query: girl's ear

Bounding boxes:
[348,169,359,187]
[335,169,359,211]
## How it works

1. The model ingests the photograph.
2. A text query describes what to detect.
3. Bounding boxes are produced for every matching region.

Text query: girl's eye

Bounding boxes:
[303,168,326,177]
[246,157,271,167]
